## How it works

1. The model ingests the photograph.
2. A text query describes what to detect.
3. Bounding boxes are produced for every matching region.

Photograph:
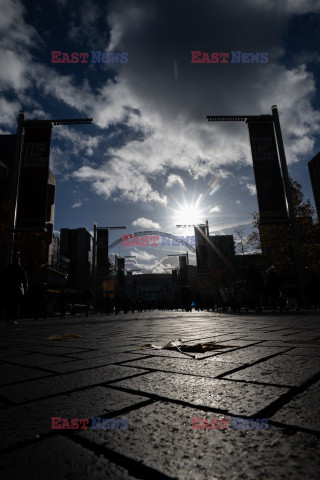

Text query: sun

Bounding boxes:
[177,204,203,225]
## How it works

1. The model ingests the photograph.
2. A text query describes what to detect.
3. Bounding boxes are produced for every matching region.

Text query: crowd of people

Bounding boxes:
[0,254,304,323]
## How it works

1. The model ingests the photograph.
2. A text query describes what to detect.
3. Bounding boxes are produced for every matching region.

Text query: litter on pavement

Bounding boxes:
[46,334,84,340]
[141,338,230,359]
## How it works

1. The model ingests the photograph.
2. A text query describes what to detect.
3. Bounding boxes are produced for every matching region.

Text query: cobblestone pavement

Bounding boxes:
[0,311,320,480]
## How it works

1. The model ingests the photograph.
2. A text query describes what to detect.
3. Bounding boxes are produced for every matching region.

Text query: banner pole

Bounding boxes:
[271,105,306,307]
[5,110,25,267]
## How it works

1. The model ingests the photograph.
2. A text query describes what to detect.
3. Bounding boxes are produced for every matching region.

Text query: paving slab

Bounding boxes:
[0,436,136,480]
[1,311,320,479]
[0,386,149,448]
[118,356,242,378]
[271,379,320,432]
[0,365,148,403]
[111,370,288,415]
[77,401,320,480]
[224,355,320,386]
[0,364,51,386]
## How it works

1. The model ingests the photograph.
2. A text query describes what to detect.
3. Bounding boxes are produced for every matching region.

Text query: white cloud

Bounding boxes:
[132,217,161,229]
[245,183,257,196]
[209,205,221,213]
[165,174,186,189]
[1,0,320,210]
[71,202,82,208]
[129,251,156,261]
[73,163,167,205]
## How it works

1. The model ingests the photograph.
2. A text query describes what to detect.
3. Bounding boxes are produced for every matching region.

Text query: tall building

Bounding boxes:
[308,152,320,220]
[60,228,93,290]
[0,134,56,283]
[207,235,236,292]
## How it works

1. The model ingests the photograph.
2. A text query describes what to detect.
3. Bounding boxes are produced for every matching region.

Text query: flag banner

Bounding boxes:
[16,125,51,230]
[247,120,289,225]
[195,225,209,273]
[96,228,109,277]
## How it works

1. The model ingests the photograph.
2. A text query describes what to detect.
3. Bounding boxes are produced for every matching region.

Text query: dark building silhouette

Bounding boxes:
[207,235,236,292]
[308,152,320,220]
[126,273,173,301]
[60,228,93,290]
[0,134,56,281]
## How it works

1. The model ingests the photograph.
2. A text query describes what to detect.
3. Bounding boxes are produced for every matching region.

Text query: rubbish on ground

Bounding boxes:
[141,338,229,359]
[46,334,84,340]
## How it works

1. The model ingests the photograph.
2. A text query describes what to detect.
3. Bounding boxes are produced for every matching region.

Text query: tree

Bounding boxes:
[247,180,320,277]
[234,226,248,256]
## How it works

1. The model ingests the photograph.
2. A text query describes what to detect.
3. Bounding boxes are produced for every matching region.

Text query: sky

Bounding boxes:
[1,0,320,273]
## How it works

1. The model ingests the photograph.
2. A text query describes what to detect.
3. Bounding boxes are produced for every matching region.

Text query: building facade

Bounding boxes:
[60,228,93,290]
[308,152,320,220]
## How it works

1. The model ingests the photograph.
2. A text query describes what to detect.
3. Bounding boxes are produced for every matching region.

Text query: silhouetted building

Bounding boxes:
[60,228,93,290]
[308,152,320,220]
[207,235,236,292]
[0,134,56,282]
[126,273,173,301]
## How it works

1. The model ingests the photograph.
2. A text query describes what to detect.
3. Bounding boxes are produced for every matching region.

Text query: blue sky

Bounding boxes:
[1,0,320,272]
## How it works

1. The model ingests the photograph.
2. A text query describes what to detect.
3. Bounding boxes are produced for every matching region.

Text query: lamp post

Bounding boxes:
[271,105,306,306]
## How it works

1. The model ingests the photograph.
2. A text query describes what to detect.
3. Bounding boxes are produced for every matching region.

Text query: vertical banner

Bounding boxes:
[16,125,52,230]
[96,228,109,277]
[247,120,288,225]
[195,225,208,273]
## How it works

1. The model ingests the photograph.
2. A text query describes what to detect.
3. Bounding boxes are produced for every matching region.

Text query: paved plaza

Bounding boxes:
[0,311,320,479]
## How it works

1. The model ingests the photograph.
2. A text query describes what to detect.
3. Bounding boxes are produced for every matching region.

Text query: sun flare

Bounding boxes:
[176,205,203,225]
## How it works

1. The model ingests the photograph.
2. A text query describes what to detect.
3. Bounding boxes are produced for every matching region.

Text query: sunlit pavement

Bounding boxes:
[0,310,320,480]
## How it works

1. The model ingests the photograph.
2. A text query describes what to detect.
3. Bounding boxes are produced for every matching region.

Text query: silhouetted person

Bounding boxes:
[1,253,28,323]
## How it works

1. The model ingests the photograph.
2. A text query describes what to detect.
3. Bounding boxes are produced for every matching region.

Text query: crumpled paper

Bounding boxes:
[141,338,228,359]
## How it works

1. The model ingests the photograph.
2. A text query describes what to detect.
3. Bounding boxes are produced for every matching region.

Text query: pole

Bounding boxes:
[5,110,25,267]
[92,223,97,312]
[206,219,209,236]
[271,105,306,306]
